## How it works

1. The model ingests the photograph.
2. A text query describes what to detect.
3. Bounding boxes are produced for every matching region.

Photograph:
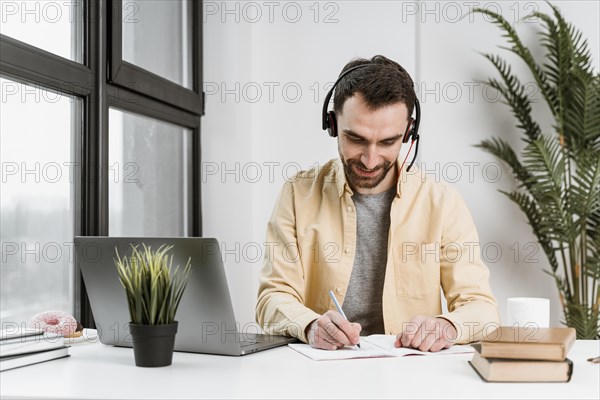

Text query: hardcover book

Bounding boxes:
[477,326,576,361]
[469,345,573,382]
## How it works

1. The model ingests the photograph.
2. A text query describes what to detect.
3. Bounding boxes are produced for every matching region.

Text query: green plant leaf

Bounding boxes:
[113,243,192,326]
[478,53,541,143]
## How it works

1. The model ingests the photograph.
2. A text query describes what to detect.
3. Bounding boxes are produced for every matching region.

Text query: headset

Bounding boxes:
[321,63,421,172]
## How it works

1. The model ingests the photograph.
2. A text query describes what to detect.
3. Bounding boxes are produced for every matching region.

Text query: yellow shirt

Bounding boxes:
[256,158,500,344]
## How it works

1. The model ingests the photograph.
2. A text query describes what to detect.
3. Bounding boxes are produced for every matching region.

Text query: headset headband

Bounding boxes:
[321,64,372,131]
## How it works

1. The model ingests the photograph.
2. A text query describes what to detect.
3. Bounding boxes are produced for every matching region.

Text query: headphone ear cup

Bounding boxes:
[402,118,415,143]
[327,111,338,138]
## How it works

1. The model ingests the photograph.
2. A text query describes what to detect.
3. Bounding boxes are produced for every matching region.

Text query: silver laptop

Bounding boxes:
[75,237,297,356]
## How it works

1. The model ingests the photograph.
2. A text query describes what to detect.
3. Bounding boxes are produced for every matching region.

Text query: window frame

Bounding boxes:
[109,0,203,114]
[0,0,204,327]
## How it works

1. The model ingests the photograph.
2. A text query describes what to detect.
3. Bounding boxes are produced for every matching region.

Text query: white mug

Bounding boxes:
[506,297,550,328]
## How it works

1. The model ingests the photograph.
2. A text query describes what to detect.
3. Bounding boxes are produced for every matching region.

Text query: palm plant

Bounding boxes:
[472,3,599,339]
[115,244,192,325]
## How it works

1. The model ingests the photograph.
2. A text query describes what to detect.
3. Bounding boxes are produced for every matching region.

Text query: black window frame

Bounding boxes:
[0,0,204,328]
[109,0,203,115]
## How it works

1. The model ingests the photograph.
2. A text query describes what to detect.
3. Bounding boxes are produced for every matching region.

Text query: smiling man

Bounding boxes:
[256,55,500,352]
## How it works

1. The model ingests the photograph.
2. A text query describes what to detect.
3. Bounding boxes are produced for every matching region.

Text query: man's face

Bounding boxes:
[337,93,410,194]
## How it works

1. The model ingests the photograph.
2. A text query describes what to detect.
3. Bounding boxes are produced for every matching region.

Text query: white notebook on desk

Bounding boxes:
[289,335,475,361]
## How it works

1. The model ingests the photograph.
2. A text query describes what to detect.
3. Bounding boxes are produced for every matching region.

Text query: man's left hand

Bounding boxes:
[394,316,457,352]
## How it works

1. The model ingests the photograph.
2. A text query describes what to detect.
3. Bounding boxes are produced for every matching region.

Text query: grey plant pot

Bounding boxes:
[128,321,178,367]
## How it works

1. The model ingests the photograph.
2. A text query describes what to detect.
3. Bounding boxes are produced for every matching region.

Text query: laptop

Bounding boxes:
[75,236,297,356]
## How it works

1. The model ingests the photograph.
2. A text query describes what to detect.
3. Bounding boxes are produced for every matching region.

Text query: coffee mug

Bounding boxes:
[506,297,550,328]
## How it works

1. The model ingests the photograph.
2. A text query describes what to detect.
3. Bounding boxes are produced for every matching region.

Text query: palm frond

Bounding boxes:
[522,136,570,241]
[479,53,541,143]
[472,7,556,116]
[502,190,559,272]
[585,209,600,283]
[571,151,600,219]
[563,303,600,339]
[474,138,531,187]
[532,3,597,154]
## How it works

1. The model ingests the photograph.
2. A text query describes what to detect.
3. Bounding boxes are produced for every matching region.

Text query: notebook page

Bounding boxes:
[288,335,475,361]
[364,335,475,356]
[288,340,393,361]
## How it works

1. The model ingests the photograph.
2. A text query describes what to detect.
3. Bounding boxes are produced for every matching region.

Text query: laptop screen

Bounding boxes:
[75,237,245,355]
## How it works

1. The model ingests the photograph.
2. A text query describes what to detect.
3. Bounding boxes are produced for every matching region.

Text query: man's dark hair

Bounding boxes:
[332,55,416,119]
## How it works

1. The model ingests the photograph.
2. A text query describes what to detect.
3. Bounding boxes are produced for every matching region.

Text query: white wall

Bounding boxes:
[202,1,600,329]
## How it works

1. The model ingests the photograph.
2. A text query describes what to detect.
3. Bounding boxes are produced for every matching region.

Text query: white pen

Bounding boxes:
[328,290,361,349]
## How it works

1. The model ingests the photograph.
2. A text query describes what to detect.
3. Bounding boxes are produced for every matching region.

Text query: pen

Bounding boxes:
[328,290,361,348]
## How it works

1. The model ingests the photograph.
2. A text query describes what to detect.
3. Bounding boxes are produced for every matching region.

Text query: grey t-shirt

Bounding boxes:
[343,186,396,335]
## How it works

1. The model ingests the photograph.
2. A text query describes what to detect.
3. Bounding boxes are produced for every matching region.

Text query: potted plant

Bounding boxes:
[472,4,599,339]
[115,244,192,366]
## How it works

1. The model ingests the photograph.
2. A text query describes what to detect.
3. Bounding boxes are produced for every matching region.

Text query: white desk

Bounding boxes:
[1,336,598,399]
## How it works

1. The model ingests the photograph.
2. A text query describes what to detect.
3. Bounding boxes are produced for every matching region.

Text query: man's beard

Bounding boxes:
[341,157,394,190]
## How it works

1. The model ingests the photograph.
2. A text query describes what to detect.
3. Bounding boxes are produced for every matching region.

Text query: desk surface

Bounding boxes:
[1,334,598,399]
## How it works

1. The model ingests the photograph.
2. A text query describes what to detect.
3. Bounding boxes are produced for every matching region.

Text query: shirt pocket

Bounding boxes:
[391,242,441,299]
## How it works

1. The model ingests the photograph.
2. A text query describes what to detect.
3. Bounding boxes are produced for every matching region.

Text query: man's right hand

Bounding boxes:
[306,310,362,350]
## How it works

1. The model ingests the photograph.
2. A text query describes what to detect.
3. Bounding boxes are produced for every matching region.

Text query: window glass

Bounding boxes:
[108,109,192,237]
[0,77,80,327]
[0,0,84,63]
[121,0,192,89]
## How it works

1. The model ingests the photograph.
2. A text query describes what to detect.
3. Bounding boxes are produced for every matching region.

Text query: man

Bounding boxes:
[256,55,500,351]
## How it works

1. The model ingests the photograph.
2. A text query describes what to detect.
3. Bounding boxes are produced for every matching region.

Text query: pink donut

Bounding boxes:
[28,311,78,336]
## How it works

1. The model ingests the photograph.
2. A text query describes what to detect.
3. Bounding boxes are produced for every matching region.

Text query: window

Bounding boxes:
[110,0,202,113]
[0,78,81,326]
[109,109,193,237]
[121,0,192,89]
[0,0,204,328]
[0,0,84,62]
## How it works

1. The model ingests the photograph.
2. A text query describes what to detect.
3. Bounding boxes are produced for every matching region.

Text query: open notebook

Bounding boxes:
[289,335,475,361]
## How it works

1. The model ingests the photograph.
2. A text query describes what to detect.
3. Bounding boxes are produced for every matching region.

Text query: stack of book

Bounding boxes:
[469,326,576,382]
[0,327,70,372]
